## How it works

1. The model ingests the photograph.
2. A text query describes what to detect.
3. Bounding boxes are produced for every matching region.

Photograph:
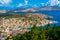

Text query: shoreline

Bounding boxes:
[0,13,57,29]
[0,13,57,39]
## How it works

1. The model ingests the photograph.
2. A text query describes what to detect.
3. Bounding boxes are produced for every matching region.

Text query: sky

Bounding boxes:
[0,0,60,10]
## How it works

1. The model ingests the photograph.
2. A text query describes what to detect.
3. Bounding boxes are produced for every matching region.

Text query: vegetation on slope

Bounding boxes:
[6,24,60,40]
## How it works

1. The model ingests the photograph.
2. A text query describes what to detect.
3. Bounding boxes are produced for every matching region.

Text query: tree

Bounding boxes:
[38,26,48,40]
[0,31,2,37]
[12,34,21,40]
[45,24,51,40]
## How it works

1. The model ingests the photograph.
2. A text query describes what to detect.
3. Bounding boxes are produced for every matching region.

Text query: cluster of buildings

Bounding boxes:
[0,13,55,40]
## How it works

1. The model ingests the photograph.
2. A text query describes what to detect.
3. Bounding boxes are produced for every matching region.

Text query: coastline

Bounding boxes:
[0,13,57,39]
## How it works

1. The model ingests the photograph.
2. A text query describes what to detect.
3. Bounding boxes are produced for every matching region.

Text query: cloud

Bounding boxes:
[31,4,38,8]
[49,0,58,6]
[41,3,45,6]
[17,3,23,7]
[0,0,12,6]
[17,0,29,7]
[40,0,60,7]
[0,4,3,6]
[47,0,60,6]
[24,0,28,5]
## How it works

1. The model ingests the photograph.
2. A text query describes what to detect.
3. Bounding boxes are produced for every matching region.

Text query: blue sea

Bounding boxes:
[9,10,60,31]
[38,10,60,26]
[17,10,60,26]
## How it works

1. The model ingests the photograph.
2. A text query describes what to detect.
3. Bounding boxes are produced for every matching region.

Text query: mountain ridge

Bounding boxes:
[0,6,60,13]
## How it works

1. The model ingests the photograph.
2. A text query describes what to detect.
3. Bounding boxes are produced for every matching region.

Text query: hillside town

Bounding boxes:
[0,13,56,40]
